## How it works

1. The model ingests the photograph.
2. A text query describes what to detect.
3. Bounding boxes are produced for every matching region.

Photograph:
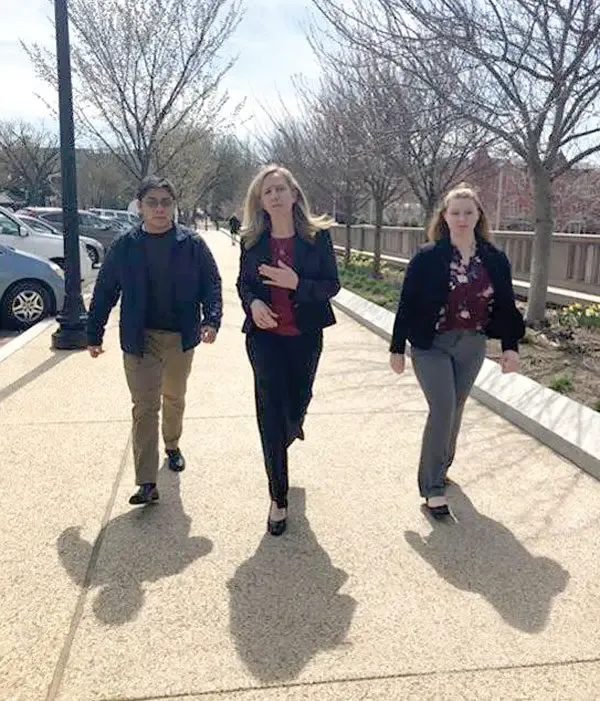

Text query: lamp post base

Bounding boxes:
[51,302,88,350]
[51,321,88,350]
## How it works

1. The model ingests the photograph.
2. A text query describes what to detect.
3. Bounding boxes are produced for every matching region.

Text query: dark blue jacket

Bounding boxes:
[87,224,222,355]
[390,236,525,354]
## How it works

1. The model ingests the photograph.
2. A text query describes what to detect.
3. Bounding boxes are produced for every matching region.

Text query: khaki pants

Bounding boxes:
[124,330,195,485]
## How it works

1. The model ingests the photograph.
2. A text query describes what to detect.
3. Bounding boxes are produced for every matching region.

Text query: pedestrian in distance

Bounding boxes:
[229,213,241,245]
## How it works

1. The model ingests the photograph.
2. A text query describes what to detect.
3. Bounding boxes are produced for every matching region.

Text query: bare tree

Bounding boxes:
[258,82,369,266]
[77,150,132,208]
[25,0,243,183]
[312,0,600,323]
[372,65,494,225]
[318,52,409,276]
[0,121,59,206]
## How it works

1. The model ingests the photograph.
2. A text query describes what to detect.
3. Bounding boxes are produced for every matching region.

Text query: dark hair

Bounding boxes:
[136,175,177,202]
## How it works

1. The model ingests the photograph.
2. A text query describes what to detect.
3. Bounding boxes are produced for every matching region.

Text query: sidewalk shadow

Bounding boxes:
[57,466,213,626]
[0,352,70,404]
[227,487,356,683]
[405,486,569,633]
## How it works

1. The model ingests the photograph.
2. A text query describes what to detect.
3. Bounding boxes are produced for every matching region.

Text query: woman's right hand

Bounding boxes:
[250,299,279,329]
[389,353,405,375]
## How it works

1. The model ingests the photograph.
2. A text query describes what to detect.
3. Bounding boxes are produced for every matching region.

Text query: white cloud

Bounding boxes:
[0,0,57,123]
[220,0,321,138]
[0,0,322,138]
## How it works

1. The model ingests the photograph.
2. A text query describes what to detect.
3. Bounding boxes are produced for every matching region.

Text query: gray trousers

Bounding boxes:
[411,330,487,498]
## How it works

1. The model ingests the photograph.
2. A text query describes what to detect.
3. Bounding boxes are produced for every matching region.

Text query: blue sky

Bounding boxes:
[0,0,321,140]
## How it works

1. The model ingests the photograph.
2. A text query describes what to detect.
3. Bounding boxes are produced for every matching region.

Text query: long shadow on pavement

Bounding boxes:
[57,466,213,626]
[228,487,356,683]
[0,351,70,404]
[405,485,570,633]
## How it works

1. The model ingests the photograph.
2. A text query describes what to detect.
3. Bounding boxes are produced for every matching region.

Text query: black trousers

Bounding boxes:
[246,329,323,508]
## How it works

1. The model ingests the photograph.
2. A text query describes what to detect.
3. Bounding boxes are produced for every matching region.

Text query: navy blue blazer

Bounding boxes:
[236,229,340,334]
[390,236,525,354]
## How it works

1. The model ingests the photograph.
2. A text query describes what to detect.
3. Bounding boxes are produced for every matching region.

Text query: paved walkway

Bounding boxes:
[1,231,599,701]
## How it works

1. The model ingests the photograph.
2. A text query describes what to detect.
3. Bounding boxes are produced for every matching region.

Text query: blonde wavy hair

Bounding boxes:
[241,164,335,248]
[427,182,492,242]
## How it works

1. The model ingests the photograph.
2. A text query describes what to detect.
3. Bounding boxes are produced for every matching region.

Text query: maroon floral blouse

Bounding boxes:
[437,247,495,332]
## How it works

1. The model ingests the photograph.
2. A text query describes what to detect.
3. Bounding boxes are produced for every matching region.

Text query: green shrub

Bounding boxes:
[548,375,574,394]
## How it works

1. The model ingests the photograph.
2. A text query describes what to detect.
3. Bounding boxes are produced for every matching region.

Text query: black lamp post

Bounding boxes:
[51,0,87,350]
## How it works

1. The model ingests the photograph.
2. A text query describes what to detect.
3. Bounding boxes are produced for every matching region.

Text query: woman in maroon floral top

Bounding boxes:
[389,183,524,518]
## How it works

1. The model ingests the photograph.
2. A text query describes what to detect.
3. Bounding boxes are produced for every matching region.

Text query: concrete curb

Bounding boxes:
[0,316,56,363]
[332,287,600,482]
[0,287,94,364]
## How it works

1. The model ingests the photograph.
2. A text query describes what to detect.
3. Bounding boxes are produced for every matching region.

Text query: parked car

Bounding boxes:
[17,207,123,251]
[15,213,105,267]
[0,244,65,329]
[89,208,140,227]
[97,215,131,234]
[0,207,93,282]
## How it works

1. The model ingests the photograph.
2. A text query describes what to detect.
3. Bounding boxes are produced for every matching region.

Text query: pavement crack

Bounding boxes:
[95,655,600,701]
[45,432,132,701]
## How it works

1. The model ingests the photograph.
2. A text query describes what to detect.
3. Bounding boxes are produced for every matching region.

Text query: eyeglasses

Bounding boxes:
[143,197,174,209]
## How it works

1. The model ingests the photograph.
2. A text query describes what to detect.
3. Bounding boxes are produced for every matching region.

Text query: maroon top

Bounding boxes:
[268,236,301,336]
[437,247,494,332]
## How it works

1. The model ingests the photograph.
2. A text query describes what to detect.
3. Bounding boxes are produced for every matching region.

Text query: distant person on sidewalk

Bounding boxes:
[237,164,340,536]
[228,213,241,245]
[87,175,223,506]
[389,183,524,519]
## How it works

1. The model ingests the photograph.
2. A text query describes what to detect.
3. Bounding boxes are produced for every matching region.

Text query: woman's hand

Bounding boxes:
[258,260,299,290]
[390,353,405,375]
[250,299,279,329]
[501,350,519,374]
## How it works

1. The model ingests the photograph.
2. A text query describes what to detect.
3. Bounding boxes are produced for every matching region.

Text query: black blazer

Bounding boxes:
[236,229,340,334]
[390,237,525,354]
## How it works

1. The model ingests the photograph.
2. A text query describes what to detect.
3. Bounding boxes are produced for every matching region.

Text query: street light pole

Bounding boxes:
[51,0,87,350]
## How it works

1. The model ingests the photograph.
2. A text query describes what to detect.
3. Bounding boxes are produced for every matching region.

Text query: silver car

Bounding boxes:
[0,244,65,330]
[16,213,105,267]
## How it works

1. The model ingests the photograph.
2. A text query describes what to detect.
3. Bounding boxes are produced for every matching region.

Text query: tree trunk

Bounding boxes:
[527,166,553,325]
[343,190,353,266]
[372,197,384,278]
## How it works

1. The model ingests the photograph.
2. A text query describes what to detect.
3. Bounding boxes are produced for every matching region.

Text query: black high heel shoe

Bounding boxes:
[267,504,287,536]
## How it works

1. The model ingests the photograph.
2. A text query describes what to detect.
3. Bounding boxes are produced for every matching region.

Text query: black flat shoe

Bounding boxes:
[424,499,450,519]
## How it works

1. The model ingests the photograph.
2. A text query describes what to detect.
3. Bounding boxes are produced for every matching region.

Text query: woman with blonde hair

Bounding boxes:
[236,164,340,536]
[389,183,524,518]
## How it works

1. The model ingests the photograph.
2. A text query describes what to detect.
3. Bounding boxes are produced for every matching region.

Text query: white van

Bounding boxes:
[89,208,140,227]
[0,207,93,282]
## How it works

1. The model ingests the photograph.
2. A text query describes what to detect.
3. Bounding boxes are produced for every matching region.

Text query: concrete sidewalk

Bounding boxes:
[1,231,599,701]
